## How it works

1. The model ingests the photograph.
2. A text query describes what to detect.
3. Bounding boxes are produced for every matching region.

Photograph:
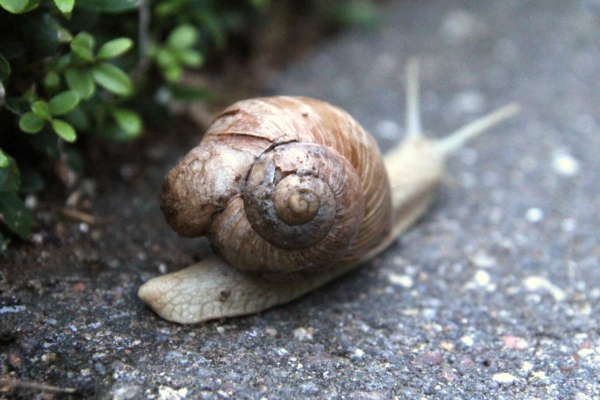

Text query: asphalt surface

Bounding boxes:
[1,0,599,399]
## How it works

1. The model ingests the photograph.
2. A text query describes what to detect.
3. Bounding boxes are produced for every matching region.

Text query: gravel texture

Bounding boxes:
[2,0,600,399]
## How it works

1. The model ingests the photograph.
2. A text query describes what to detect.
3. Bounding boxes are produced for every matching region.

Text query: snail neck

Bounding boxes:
[384,137,446,237]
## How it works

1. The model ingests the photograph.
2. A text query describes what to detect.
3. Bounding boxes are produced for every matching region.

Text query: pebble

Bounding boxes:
[502,336,529,350]
[388,273,414,288]
[493,372,517,383]
[158,386,188,400]
[552,149,580,176]
[293,327,313,341]
[525,207,544,223]
[523,276,566,301]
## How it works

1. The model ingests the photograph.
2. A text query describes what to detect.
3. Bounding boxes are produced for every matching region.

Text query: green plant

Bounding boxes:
[0,0,379,252]
[0,0,272,251]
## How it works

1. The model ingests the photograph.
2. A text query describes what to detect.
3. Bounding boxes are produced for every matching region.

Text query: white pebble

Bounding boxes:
[493,372,517,383]
[552,150,580,176]
[460,336,474,347]
[561,218,577,232]
[388,273,414,288]
[525,207,544,223]
[293,327,313,341]
[474,270,491,286]
[158,263,167,274]
[523,276,566,301]
[353,348,364,358]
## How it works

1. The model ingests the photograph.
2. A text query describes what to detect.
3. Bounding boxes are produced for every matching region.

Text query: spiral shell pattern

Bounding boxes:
[161,96,392,278]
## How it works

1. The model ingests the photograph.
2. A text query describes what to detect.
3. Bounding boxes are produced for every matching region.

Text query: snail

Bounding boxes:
[138,59,519,324]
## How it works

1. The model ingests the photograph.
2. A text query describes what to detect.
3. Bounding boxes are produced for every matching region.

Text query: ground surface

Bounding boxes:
[2,0,600,399]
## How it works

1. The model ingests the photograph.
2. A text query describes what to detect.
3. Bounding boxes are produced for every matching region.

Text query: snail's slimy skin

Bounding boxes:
[138,59,519,324]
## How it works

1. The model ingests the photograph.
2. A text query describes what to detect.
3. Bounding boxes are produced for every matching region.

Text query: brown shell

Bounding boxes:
[161,96,392,278]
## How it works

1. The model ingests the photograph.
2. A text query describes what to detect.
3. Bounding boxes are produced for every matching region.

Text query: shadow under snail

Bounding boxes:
[138,59,520,324]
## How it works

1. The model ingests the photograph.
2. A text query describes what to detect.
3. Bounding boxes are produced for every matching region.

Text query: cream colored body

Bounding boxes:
[138,60,519,324]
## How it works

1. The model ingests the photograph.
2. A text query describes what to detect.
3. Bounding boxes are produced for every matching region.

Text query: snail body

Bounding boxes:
[139,60,519,324]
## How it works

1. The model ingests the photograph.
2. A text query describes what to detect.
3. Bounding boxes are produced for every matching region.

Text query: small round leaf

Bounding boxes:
[0,151,9,168]
[175,49,203,67]
[48,91,80,116]
[44,71,61,93]
[53,0,74,13]
[31,101,51,120]
[19,112,45,133]
[65,68,95,99]
[71,32,95,61]
[0,192,33,240]
[167,24,198,49]
[51,119,77,142]
[111,108,142,139]
[92,62,133,96]
[0,0,28,13]
[97,38,133,59]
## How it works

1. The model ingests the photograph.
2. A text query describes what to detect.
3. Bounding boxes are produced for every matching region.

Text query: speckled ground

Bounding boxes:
[1,0,599,399]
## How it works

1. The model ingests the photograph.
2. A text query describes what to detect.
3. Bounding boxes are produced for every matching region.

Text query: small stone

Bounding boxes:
[577,348,594,358]
[493,372,517,383]
[352,348,364,359]
[414,351,444,365]
[524,276,566,301]
[474,270,491,286]
[265,327,278,337]
[502,336,529,350]
[525,207,544,223]
[158,263,167,274]
[439,341,455,351]
[293,327,313,341]
[531,370,547,381]
[552,150,580,176]
[388,273,414,288]
[460,336,474,347]
[469,251,497,268]
[158,386,188,400]
[521,361,533,372]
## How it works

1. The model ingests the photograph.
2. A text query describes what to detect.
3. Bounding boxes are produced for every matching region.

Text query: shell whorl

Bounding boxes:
[161,96,393,279]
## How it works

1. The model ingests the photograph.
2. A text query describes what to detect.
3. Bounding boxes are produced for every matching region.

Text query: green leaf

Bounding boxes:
[154,0,184,16]
[76,0,140,12]
[167,24,198,49]
[71,32,95,61]
[31,101,51,120]
[44,71,61,93]
[97,38,133,59]
[0,54,10,81]
[48,91,80,116]
[92,62,133,96]
[0,156,19,192]
[0,192,32,240]
[0,152,8,168]
[163,64,182,83]
[65,68,95,99]
[51,119,77,142]
[175,49,203,67]
[19,112,45,133]
[111,108,142,139]
[53,0,74,13]
[64,105,90,130]
[0,0,28,13]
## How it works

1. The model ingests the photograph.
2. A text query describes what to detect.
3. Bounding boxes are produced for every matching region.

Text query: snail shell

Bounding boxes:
[160,96,392,279]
